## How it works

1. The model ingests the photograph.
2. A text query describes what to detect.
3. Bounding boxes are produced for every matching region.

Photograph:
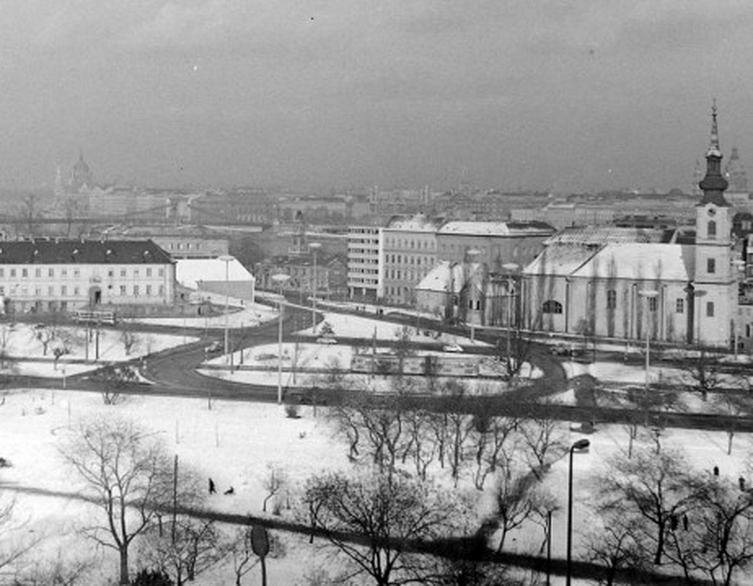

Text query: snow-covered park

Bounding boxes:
[1,385,751,585]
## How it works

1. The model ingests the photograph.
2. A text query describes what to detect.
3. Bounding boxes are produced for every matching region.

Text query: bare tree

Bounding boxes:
[139,517,226,586]
[35,324,59,356]
[681,348,725,401]
[0,494,41,577]
[92,364,138,405]
[301,470,460,586]
[488,458,543,553]
[517,404,567,480]
[261,462,288,513]
[666,475,753,586]
[584,516,646,586]
[12,553,95,586]
[596,447,698,566]
[60,416,173,585]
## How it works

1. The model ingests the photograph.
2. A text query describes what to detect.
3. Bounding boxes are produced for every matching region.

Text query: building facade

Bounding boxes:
[347,226,383,300]
[0,239,175,314]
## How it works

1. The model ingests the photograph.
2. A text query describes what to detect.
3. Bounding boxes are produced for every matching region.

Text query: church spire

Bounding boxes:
[698,100,729,206]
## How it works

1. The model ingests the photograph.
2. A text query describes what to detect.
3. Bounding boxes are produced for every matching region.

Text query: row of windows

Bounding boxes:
[384,238,435,250]
[385,254,433,266]
[0,267,165,279]
[385,268,429,281]
[0,284,166,297]
[165,242,204,250]
[544,297,715,317]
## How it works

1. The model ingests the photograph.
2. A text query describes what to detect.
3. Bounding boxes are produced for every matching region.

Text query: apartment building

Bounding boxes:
[347,226,383,300]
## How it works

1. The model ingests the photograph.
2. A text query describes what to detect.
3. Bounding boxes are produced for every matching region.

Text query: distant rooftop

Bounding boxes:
[438,220,553,236]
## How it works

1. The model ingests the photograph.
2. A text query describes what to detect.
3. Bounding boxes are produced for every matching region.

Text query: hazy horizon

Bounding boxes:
[1,1,751,193]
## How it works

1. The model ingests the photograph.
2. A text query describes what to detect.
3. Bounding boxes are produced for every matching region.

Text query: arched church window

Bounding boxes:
[708,220,717,239]
[542,300,563,314]
[606,289,617,310]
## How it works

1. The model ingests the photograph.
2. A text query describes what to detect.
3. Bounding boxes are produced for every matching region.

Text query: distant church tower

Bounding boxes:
[693,101,736,347]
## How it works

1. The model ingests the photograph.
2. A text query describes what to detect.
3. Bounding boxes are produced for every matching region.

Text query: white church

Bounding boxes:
[522,105,740,348]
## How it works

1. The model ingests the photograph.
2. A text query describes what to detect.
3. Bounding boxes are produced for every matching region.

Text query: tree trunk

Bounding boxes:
[119,548,129,585]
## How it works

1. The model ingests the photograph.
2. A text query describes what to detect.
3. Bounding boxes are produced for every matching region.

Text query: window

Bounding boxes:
[120,285,126,296]
[121,269,127,277]
[134,285,140,296]
[676,298,684,313]
[48,268,54,277]
[606,289,617,310]
[648,297,658,312]
[61,269,67,277]
[61,285,67,295]
[708,220,717,238]
[706,301,715,317]
[134,269,140,277]
[35,268,41,278]
[542,300,563,314]
[146,268,152,277]
[9,269,15,277]
[73,287,79,295]
[48,286,54,295]
[108,269,114,278]
[74,269,80,277]
[707,258,716,273]
[146,285,152,296]
[21,268,27,278]
[0,269,3,278]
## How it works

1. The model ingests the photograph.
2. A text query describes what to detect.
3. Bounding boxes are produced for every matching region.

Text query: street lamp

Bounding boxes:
[638,290,659,389]
[566,438,590,586]
[219,255,234,365]
[501,263,519,367]
[309,242,322,331]
[271,273,290,405]
[694,289,707,347]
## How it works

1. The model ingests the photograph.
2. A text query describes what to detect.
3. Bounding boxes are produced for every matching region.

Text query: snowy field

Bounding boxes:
[0,323,197,378]
[1,388,751,584]
[132,300,277,329]
[297,311,490,347]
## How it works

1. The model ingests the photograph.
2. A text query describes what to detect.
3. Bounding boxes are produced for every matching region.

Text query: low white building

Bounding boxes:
[175,257,255,302]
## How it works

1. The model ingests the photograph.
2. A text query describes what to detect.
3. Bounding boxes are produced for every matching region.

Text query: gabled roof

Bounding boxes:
[570,243,695,281]
[0,239,172,265]
[544,225,671,246]
[523,245,596,277]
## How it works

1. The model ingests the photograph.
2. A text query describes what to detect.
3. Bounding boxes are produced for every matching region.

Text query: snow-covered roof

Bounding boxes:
[544,226,670,246]
[385,214,442,232]
[416,261,486,294]
[571,243,695,281]
[175,257,254,289]
[523,245,596,277]
[437,221,553,236]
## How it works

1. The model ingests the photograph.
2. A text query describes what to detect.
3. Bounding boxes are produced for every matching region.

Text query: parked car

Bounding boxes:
[443,343,464,353]
[205,341,223,354]
[316,337,338,345]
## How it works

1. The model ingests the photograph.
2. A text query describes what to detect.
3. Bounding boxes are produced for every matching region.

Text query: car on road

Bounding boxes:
[316,337,338,345]
[205,341,223,354]
[443,343,464,353]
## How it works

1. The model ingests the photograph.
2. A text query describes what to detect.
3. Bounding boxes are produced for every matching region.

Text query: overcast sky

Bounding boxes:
[1,1,751,193]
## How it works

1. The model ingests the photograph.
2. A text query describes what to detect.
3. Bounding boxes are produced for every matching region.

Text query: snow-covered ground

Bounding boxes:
[0,323,197,378]
[297,311,490,346]
[131,301,278,329]
[0,388,751,584]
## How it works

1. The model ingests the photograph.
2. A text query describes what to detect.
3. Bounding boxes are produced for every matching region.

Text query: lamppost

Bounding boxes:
[694,289,707,347]
[638,290,659,389]
[566,438,590,586]
[219,255,234,364]
[271,273,290,405]
[502,262,519,365]
[309,242,322,331]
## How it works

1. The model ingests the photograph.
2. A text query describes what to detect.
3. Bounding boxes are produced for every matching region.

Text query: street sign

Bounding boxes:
[251,525,270,558]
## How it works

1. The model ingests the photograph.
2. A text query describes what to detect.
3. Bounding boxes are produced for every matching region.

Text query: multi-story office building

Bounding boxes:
[347,226,383,300]
[0,239,175,314]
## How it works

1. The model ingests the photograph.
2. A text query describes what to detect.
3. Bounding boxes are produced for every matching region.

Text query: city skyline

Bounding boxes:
[1,1,752,192]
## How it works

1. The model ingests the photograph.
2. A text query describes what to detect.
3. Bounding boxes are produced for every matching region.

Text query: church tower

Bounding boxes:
[693,101,736,347]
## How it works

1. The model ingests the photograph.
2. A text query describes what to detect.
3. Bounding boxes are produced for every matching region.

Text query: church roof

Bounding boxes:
[523,245,595,277]
[571,243,695,281]
[544,226,669,246]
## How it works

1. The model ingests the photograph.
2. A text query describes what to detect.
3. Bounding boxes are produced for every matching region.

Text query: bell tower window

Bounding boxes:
[707,219,717,238]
